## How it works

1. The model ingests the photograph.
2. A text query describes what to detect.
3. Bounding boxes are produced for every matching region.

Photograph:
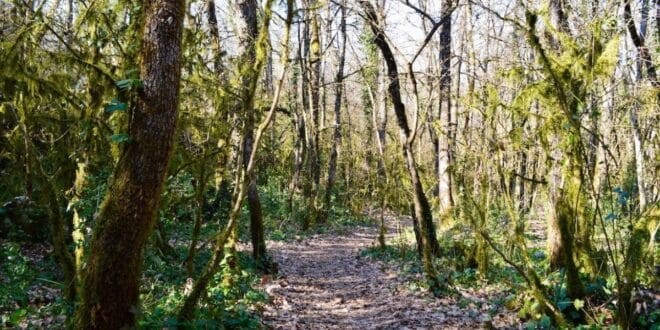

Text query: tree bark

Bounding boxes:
[320,0,346,224]
[207,0,224,79]
[618,206,658,328]
[624,0,659,88]
[525,10,586,301]
[76,0,185,327]
[627,0,651,212]
[360,0,442,292]
[178,0,288,318]
[437,0,454,212]
[233,0,274,273]
[303,0,322,227]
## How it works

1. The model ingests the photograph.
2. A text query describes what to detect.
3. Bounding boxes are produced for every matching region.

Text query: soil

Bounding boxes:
[260,215,519,329]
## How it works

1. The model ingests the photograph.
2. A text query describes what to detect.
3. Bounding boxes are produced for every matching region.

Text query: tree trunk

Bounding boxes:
[303,0,322,227]
[525,10,587,301]
[320,0,346,224]
[437,0,455,212]
[618,206,658,328]
[178,0,288,318]
[360,0,442,293]
[624,0,658,88]
[207,0,224,79]
[232,0,273,273]
[375,61,388,249]
[76,0,185,327]
[290,22,307,221]
[628,0,651,212]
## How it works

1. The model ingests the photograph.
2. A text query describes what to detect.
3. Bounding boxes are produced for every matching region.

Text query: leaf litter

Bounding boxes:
[260,216,519,329]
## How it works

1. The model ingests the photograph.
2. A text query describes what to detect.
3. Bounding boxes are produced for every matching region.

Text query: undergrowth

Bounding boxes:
[1,177,374,328]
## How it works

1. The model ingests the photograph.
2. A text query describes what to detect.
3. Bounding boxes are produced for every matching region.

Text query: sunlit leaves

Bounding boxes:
[573,299,584,310]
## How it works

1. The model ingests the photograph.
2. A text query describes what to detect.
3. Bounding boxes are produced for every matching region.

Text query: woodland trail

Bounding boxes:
[260,216,517,330]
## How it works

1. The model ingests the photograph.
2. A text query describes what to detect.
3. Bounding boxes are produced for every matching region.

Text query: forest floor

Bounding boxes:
[259,214,520,329]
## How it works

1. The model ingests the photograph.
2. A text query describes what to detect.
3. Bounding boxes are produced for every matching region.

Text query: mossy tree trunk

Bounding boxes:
[233,0,274,274]
[303,0,322,227]
[75,0,185,327]
[617,206,658,328]
[360,0,442,293]
[320,0,346,225]
[525,9,590,301]
[178,0,290,319]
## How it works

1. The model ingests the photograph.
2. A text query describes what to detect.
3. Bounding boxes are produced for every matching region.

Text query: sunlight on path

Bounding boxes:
[260,219,514,329]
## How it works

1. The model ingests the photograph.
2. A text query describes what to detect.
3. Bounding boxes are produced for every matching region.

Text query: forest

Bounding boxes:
[0,0,658,328]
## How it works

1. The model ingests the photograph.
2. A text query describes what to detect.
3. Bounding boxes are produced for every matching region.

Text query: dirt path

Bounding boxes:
[260,217,516,329]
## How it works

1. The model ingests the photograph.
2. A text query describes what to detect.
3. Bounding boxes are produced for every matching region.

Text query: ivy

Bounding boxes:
[104,98,127,113]
[116,78,143,91]
[109,133,131,144]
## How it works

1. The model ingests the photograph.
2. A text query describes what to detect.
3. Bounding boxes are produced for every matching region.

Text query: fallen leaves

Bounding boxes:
[259,219,519,329]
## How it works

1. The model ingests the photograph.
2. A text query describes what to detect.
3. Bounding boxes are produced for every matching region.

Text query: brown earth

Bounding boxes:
[260,216,520,329]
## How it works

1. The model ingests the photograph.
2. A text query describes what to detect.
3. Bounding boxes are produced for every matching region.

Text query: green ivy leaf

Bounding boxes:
[538,315,551,329]
[104,98,127,113]
[116,79,143,91]
[109,133,131,144]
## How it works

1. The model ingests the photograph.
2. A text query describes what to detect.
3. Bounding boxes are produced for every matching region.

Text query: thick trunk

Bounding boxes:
[545,0,569,270]
[290,24,307,220]
[76,0,185,327]
[525,11,590,301]
[405,147,441,257]
[248,178,272,272]
[554,168,586,300]
[298,0,322,227]
[289,111,306,218]
[410,203,423,256]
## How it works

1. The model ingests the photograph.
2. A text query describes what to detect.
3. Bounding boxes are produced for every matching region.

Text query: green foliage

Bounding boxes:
[360,243,419,265]
[116,78,143,91]
[0,241,68,327]
[0,242,34,308]
[103,98,127,113]
[139,249,266,329]
[109,132,131,144]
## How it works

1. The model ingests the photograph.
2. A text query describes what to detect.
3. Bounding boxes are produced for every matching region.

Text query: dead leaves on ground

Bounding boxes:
[260,223,519,329]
